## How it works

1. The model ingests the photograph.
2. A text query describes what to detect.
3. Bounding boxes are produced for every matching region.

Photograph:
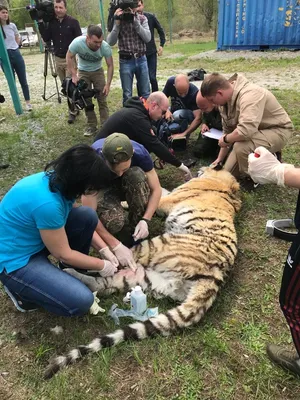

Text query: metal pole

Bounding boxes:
[99,0,107,40]
[30,0,44,52]
[0,26,23,115]
[168,0,172,44]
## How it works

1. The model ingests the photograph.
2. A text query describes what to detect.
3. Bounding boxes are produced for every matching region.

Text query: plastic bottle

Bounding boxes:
[130,286,147,314]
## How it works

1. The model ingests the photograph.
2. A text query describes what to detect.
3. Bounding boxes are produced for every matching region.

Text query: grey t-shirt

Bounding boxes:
[3,23,19,50]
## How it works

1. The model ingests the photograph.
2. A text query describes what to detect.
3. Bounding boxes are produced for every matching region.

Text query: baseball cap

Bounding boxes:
[102,133,134,163]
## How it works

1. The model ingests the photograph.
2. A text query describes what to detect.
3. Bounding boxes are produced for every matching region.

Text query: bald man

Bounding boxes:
[95,92,192,181]
[162,74,201,139]
[193,92,223,159]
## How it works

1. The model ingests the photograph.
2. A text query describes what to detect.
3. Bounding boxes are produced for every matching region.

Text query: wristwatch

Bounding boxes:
[223,134,229,144]
[141,217,150,223]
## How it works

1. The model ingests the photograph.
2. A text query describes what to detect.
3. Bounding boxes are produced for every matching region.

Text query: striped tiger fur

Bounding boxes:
[44,168,241,379]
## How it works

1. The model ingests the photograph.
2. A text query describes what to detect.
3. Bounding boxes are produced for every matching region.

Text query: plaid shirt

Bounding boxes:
[118,14,147,54]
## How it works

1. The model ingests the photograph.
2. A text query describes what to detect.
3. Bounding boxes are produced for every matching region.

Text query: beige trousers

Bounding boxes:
[54,56,72,83]
[78,68,109,129]
[224,127,293,178]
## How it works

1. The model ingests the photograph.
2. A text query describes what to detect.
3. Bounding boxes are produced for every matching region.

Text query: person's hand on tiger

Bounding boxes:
[201,123,209,134]
[99,247,119,268]
[99,260,118,277]
[133,220,149,241]
[112,242,137,271]
[248,146,294,187]
[178,163,193,181]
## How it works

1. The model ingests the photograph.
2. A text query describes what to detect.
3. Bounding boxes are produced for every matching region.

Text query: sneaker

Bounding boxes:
[266,343,300,376]
[83,127,97,137]
[3,286,38,312]
[68,113,76,124]
[239,177,260,192]
[26,103,32,111]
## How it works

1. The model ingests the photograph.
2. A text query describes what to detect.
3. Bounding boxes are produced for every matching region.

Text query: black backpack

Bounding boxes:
[187,68,207,81]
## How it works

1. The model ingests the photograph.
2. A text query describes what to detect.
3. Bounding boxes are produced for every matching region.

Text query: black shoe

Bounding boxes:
[4,286,38,312]
[68,113,76,124]
[266,343,300,376]
[239,177,260,192]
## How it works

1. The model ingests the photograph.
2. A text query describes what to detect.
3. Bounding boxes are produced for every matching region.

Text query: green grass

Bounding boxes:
[1,38,300,399]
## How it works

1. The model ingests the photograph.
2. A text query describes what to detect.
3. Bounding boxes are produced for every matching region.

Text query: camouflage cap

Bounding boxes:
[102,133,134,163]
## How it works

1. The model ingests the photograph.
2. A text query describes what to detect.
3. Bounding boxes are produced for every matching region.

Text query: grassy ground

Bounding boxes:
[1,39,300,399]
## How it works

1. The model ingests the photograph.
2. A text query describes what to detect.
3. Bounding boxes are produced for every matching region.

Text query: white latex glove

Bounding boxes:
[99,247,119,268]
[178,163,193,181]
[133,220,149,241]
[112,242,137,271]
[99,260,118,277]
[248,147,294,186]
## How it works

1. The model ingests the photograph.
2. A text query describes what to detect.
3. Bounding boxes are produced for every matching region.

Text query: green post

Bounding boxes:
[168,0,173,44]
[99,0,107,40]
[0,27,23,115]
[30,0,44,52]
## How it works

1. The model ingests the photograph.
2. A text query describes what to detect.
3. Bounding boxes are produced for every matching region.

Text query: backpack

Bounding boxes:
[187,68,207,81]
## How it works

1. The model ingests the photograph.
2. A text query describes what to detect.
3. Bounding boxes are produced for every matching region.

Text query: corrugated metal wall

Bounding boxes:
[218,0,300,50]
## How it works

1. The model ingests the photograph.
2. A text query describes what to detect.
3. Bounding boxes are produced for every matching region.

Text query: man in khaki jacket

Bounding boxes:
[200,73,293,178]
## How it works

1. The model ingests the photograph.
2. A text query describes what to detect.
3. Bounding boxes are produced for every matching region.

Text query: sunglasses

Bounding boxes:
[156,102,168,116]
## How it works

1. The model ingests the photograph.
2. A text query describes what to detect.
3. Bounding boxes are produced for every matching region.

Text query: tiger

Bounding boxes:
[44,168,241,379]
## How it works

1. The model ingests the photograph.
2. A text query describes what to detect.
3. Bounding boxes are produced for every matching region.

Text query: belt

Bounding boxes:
[119,52,145,60]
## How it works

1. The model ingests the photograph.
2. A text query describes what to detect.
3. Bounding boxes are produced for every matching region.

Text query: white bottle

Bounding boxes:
[130,286,147,314]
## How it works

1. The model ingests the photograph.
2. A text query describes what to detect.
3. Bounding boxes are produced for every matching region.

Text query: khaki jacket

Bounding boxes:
[220,74,293,142]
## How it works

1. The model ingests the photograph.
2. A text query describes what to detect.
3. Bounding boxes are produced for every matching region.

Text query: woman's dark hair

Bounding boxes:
[0,5,10,37]
[45,144,112,200]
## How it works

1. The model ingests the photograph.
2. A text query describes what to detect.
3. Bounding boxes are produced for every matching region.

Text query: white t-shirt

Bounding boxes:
[2,23,19,50]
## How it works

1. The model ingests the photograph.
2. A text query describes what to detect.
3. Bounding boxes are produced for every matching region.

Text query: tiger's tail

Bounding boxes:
[44,277,221,379]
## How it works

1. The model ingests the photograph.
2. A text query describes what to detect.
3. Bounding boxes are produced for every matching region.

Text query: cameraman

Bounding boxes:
[66,25,114,137]
[37,0,81,124]
[107,1,151,105]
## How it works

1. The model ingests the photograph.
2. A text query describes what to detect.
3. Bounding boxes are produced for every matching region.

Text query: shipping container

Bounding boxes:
[218,0,300,50]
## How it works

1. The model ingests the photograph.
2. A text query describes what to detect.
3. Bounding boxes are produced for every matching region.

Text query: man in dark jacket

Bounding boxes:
[136,0,165,92]
[38,0,81,124]
[95,92,192,180]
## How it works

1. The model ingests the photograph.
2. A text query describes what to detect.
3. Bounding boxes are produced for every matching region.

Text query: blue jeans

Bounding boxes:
[119,55,150,105]
[0,207,97,316]
[7,49,30,101]
[172,109,195,132]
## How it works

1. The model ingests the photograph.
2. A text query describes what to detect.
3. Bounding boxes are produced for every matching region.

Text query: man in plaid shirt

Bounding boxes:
[107,3,151,105]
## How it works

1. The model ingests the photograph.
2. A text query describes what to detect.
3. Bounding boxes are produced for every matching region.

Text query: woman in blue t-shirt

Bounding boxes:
[0,5,32,111]
[0,144,121,316]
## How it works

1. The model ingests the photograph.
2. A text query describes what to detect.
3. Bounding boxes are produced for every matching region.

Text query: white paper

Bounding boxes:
[202,128,223,140]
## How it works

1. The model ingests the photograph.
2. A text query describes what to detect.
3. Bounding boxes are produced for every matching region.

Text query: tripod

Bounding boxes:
[42,45,62,103]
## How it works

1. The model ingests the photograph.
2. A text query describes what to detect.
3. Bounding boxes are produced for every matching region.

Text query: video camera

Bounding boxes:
[61,78,100,112]
[107,0,138,30]
[26,0,55,23]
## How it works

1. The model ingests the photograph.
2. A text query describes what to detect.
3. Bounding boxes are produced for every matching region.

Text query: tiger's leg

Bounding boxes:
[64,265,148,295]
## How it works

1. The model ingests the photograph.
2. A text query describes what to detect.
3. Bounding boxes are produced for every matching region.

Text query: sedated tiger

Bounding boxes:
[44,167,241,379]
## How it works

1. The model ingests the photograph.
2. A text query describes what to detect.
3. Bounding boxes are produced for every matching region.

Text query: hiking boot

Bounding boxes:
[3,286,38,312]
[83,127,97,137]
[267,344,300,376]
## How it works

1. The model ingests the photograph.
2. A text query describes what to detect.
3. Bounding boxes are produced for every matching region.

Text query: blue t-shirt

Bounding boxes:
[92,139,154,173]
[68,36,112,71]
[162,76,199,112]
[0,172,74,273]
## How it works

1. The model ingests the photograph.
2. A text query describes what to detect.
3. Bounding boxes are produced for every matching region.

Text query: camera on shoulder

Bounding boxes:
[26,0,55,23]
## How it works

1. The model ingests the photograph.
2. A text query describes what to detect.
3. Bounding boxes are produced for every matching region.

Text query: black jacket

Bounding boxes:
[95,97,181,167]
[38,15,81,58]
[143,12,165,56]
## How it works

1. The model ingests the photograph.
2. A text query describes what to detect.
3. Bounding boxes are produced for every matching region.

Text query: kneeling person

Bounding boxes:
[82,133,162,242]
